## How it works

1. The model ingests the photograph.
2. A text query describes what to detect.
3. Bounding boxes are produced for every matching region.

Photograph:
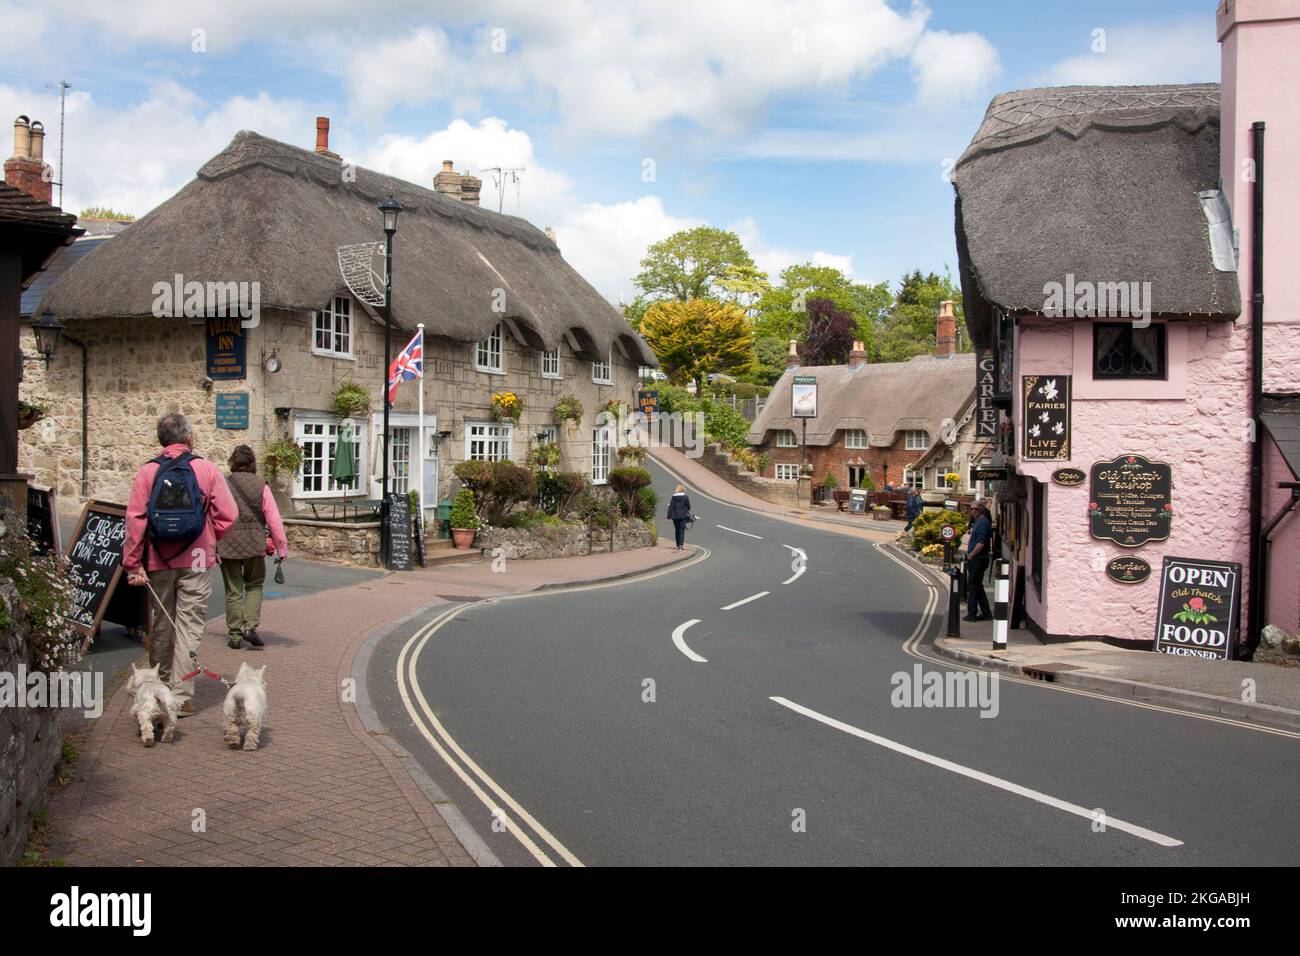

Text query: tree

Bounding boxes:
[640,299,756,392]
[622,294,652,332]
[754,262,887,356]
[873,267,966,363]
[634,227,756,302]
[751,336,789,386]
[802,297,856,366]
[716,263,771,317]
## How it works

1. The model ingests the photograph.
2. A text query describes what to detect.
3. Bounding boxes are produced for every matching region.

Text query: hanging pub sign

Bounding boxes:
[1153,557,1241,660]
[975,349,997,439]
[1022,375,1071,459]
[791,375,817,418]
[637,390,659,417]
[1105,555,1151,585]
[205,315,247,380]
[1051,467,1086,486]
[1088,454,1173,548]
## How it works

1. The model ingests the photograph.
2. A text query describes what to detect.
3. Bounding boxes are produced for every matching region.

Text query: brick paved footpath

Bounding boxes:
[46,542,691,867]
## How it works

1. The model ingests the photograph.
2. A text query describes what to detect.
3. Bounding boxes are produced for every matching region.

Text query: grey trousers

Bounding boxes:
[147,568,212,705]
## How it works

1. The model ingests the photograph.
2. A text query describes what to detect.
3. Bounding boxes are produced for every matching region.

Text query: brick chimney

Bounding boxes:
[4,115,53,204]
[459,171,481,206]
[849,340,867,368]
[313,117,340,160]
[936,299,957,357]
[786,339,800,368]
[434,160,462,200]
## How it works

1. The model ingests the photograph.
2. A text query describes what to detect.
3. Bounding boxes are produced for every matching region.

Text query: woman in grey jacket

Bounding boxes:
[666,484,693,550]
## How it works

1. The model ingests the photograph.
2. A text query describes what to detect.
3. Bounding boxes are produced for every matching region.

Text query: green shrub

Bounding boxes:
[608,466,652,517]
[453,459,495,512]
[482,461,537,525]
[449,489,479,530]
[0,526,83,672]
[700,398,750,448]
[577,489,621,528]
[636,487,658,522]
[910,509,967,550]
[822,472,838,489]
[539,471,588,517]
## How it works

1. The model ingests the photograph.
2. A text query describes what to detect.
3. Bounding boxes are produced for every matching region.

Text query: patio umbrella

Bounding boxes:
[332,420,358,489]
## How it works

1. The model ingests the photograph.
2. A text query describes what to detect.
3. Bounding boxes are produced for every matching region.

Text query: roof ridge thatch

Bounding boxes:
[37,130,655,365]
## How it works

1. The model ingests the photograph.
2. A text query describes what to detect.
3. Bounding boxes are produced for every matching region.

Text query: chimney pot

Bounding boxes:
[28,121,44,163]
[849,339,867,369]
[459,172,481,206]
[433,161,463,200]
[5,113,51,204]
[786,339,800,368]
[12,115,30,160]
[315,116,330,153]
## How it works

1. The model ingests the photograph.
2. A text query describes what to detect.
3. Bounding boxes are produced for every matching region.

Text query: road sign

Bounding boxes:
[940,524,956,541]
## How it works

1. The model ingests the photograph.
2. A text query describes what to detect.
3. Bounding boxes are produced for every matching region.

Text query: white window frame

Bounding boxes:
[541,346,561,379]
[775,463,800,481]
[313,296,354,358]
[293,415,366,499]
[591,350,613,385]
[905,430,930,451]
[592,425,612,483]
[475,324,504,374]
[903,467,923,490]
[776,429,797,448]
[844,429,869,449]
[465,421,512,462]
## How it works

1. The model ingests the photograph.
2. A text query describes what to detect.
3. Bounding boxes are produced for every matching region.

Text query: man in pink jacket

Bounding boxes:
[123,413,237,715]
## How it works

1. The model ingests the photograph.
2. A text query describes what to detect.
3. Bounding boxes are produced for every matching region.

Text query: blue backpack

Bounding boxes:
[146,452,206,557]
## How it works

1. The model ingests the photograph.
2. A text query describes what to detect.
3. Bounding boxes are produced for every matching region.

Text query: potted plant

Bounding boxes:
[17,398,49,430]
[491,391,523,423]
[944,471,961,490]
[449,488,480,549]
[530,441,561,471]
[553,394,583,433]
[332,381,370,420]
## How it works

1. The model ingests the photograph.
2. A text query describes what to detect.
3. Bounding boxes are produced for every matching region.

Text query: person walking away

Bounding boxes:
[219,444,288,649]
[123,413,237,716]
[904,488,924,532]
[666,484,693,551]
[964,502,993,622]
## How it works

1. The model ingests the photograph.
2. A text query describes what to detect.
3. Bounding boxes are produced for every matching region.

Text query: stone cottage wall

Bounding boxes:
[477,518,653,559]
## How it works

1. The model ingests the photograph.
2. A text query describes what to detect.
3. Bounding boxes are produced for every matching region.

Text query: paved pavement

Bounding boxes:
[367,450,1300,866]
[45,542,690,866]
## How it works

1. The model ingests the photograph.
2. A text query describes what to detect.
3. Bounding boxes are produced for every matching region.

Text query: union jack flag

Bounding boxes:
[387,329,423,406]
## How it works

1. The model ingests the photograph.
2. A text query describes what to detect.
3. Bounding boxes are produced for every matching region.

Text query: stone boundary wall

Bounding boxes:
[477,519,653,560]
[0,578,62,867]
[695,443,804,509]
[283,518,382,567]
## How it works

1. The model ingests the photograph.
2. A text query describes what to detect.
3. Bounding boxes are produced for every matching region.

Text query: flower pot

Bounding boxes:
[451,528,477,549]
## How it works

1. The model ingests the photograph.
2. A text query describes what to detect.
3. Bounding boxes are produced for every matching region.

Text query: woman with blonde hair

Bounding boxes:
[219,444,288,648]
[665,483,694,551]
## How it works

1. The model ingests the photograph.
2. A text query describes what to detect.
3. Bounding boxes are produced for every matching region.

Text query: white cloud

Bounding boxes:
[729,216,861,285]
[910,30,1002,108]
[556,196,701,303]
[1034,18,1219,87]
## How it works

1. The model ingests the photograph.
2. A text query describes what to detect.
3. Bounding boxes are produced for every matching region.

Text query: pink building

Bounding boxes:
[950,1,1300,653]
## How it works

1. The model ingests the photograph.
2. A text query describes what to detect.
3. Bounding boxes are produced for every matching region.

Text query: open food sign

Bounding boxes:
[1153,557,1241,661]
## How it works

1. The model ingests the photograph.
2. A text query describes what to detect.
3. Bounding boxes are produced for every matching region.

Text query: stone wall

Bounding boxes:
[477,519,654,559]
[696,443,805,509]
[282,519,382,567]
[0,576,63,868]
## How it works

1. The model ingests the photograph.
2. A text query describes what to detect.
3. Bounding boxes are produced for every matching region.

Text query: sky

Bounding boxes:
[0,0,1221,303]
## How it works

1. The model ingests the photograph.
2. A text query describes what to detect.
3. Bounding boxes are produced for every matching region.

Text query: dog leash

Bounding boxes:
[141,576,232,688]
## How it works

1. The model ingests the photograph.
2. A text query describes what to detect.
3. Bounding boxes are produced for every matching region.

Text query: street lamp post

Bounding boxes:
[378,196,402,566]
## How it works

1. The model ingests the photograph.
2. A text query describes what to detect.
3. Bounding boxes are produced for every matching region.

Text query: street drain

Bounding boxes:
[1021,663,1081,682]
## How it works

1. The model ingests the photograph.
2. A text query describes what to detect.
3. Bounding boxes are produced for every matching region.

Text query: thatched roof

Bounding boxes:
[748,353,976,448]
[37,131,654,364]
[953,84,1240,347]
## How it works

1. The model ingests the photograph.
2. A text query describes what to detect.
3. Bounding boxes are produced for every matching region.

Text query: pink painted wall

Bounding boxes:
[1264,436,1300,633]
[1219,0,1300,393]
[1014,316,1252,642]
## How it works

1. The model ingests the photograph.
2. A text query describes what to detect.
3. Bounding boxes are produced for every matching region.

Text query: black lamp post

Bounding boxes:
[378,196,402,565]
[33,312,64,363]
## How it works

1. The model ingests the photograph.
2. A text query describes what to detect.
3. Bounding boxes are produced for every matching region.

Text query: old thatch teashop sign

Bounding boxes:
[1154,557,1241,660]
[1022,375,1070,459]
[1088,454,1172,547]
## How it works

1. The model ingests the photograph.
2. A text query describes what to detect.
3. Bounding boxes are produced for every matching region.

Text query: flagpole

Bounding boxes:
[417,323,425,532]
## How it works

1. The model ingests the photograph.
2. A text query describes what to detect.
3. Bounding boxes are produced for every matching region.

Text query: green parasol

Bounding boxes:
[332,420,358,489]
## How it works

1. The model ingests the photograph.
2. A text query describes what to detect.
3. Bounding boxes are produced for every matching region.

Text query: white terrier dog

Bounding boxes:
[125,663,181,747]
[222,662,267,751]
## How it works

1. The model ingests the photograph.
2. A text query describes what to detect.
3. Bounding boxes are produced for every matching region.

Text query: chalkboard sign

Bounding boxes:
[1088,454,1172,548]
[26,484,60,555]
[849,489,867,514]
[385,493,412,571]
[65,501,129,636]
[1154,557,1240,660]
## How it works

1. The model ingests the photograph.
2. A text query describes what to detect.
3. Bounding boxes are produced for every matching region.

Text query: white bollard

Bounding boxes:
[992,560,1010,650]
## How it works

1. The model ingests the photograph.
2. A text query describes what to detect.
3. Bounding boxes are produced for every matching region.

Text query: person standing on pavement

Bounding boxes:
[666,484,693,551]
[218,444,288,649]
[964,502,993,622]
[904,488,924,532]
[123,413,238,717]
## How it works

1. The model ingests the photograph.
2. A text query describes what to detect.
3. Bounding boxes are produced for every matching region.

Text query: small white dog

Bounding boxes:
[222,662,267,751]
[125,663,181,747]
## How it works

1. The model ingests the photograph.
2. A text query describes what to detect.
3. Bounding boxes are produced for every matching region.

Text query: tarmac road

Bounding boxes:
[369,460,1300,866]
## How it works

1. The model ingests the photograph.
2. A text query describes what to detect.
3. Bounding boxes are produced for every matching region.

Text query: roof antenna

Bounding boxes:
[45,79,70,208]
[482,166,524,213]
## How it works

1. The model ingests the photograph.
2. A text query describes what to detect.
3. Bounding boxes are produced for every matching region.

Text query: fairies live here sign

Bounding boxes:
[1154,557,1241,660]
[1022,375,1070,459]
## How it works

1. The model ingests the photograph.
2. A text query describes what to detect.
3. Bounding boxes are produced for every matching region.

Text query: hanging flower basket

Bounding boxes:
[553,394,583,433]
[17,400,49,430]
[491,391,523,423]
[332,382,370,420]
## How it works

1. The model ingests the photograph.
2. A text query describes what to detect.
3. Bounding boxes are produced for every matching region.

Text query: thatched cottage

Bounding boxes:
[20,120,655,517]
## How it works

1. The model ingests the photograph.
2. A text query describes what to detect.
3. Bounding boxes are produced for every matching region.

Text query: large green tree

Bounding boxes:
[873,267,966,363]
[634,227,757,302]
[754,263,888,357]
[640,298,756,392]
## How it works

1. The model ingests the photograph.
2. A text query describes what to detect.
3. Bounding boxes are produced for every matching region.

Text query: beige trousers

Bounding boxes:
[147,568,212,704]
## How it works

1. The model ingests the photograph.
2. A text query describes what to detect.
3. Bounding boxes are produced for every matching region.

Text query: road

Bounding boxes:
[369,460,1300,866]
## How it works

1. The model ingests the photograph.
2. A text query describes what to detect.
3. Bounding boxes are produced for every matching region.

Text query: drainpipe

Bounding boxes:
[62,335,89,498]
[1245,121,1265,660]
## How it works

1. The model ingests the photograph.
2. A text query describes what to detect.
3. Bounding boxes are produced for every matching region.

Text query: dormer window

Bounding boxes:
[313,296,353,358]
[476,323,503,373]
[592,350,612,385]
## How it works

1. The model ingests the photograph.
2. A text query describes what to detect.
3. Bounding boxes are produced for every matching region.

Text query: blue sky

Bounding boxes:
[0,0,1220,301]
